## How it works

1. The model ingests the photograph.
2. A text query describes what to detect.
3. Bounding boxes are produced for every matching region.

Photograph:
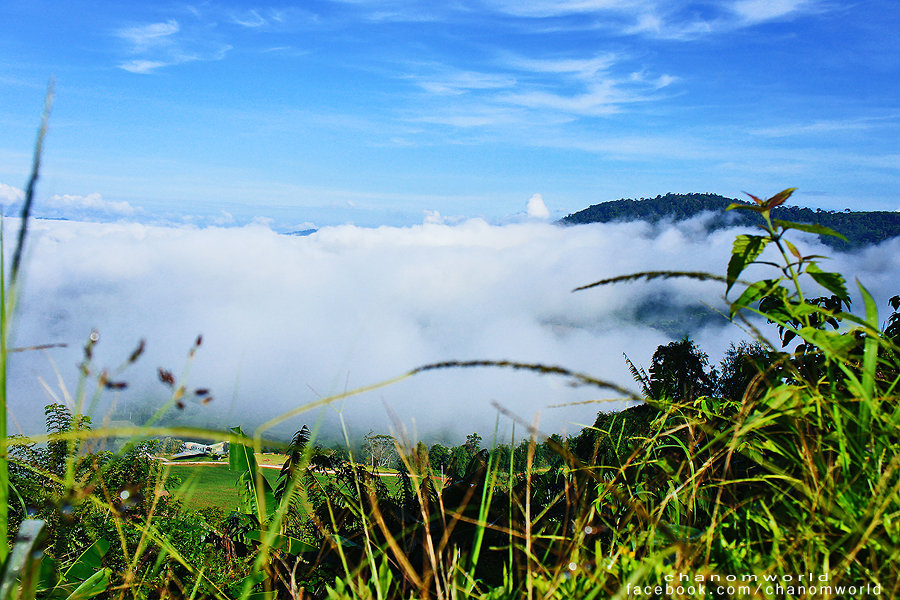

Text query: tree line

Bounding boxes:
[560,192,900,251]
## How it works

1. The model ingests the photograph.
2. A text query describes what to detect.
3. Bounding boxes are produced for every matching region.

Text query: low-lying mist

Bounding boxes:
[6,215,899,444]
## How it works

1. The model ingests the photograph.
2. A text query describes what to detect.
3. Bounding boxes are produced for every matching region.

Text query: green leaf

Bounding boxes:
[228,426,259,474]
[806,264,850,301]
[36,556,57,595]
[242,594,277,600]
[773,220,848,242]
[229,426,276,520]
[237,471,276,521]
[61,539,109,584]
[64,568,109,600]
[784,239,803,262]
[727,235,769,295]
[243,531,317,555]
[801,328,857,357]
[859,281,879,403]
[782,329,797,347]
[730,279,782,319]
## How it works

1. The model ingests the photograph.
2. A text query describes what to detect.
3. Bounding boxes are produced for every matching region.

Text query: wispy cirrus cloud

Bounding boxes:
[414,70,518,95]
[118,19,180,52]
[508,54,620,78]
[406,51,677,124]
[496,52,676,116]
[115,18,231,73]
[748,116,894,138]
[119,59,171,74]
[411,110,521,128]
[731,0,814,24]
[501,83,629,115]
[231,9,268,27]
[485,0,826,39]
[485,0,646,19]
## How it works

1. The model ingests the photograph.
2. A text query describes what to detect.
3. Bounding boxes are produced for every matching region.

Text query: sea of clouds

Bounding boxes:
[5,215,899,445]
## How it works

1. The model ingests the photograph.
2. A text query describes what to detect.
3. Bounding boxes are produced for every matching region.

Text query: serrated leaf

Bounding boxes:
[790,301,823,317]
[806,264,850,301]
[802,328,857,357]
[773,220,848,241]
[730,279,781,318]
[727,235,769,295]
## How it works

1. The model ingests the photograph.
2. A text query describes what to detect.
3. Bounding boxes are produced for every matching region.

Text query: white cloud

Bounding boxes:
[232,10,267,27]
[119,60,170,74]
[116,18,231,73]
[652,74,676,88]
[411,105,521,128]
[731,0,810,24]
[118,20,180,52]
[417,71,517,95]
[213,210,235,225]
[490,52,676,117]
[1,183,25,203]
[423,210,445,225]
[45,193,140,216]
[511,54,619,78]
[501,83,627,115]
[749,118,879,138]
[526,193,550,219]
[487,0,823,39]
[487,0,645,18]
[7,217,895,444]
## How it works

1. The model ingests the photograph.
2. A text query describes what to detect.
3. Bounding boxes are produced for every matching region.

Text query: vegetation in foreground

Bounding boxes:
[1,101,899,599]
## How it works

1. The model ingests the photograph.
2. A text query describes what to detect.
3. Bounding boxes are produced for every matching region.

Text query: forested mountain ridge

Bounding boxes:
[559,192,900,251]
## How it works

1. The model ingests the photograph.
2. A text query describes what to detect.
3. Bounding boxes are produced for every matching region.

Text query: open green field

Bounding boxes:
[164,464,280,512]
[163,462,411,512]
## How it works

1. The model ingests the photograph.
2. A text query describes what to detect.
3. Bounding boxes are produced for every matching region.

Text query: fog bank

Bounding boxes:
[6,217,898,444]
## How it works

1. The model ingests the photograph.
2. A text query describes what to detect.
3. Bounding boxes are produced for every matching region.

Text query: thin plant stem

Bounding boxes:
[1,80,53,560]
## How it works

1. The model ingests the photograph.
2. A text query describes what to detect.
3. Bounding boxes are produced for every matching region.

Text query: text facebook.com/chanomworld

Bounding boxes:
[626,572,883,597]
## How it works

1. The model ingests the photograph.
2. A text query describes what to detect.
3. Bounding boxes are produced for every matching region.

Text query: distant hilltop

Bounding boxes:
[560,192,900,251]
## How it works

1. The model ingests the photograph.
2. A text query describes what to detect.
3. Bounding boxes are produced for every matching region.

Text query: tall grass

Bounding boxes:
[1,83,53,565]
[1,96,898,600]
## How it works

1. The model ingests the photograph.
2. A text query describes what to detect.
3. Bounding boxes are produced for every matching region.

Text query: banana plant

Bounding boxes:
[227,427,317,600]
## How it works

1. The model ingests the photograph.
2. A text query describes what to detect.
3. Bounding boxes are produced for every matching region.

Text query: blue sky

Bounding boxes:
[1,0,899,228]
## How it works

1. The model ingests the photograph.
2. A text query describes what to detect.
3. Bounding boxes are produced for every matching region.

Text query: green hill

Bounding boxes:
[560,192,900,251]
